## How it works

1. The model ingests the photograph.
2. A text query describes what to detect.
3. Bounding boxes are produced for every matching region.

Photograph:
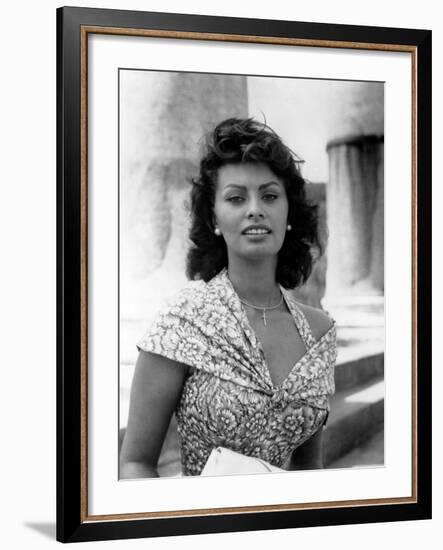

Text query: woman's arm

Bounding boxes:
[119,350,187,479]
[288,427,324,470]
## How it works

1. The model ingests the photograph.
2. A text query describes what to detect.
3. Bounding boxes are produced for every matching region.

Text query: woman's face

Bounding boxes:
[213,162,289,263]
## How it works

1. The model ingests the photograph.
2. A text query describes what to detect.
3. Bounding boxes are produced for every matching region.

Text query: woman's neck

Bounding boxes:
[227,257,280,306]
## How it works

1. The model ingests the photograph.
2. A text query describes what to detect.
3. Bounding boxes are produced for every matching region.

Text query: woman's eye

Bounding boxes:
[263,193,278,201]
[227,196,244,203]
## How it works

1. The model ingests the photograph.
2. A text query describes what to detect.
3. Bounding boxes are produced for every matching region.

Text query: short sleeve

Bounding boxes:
[136,282,217,370]
[306,320,337,412]
[322,323,337,424]
[318,309,337,398]
[329,323,337,393]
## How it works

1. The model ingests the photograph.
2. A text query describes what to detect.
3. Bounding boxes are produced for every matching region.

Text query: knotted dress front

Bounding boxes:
[137,268,337,476]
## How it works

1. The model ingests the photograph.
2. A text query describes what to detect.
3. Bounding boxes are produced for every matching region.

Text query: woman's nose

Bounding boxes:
[246,198,264,219]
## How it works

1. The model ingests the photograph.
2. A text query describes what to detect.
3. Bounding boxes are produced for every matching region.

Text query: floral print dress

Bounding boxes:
[137,268,337,476]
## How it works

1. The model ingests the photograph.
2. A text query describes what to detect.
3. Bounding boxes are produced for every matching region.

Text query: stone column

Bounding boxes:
[326,135,384,296]
[120,71,248,360]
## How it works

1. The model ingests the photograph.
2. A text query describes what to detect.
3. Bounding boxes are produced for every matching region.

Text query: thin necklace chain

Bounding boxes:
[239,292,283,326]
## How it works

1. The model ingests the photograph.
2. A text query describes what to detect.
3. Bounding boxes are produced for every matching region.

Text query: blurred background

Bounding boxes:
[119,70,385,476]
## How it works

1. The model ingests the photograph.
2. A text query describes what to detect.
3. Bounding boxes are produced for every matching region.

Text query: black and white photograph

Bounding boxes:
[118,70,385,479]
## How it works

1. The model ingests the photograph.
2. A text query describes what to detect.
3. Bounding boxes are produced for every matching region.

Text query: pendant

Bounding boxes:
[261,309,267,326]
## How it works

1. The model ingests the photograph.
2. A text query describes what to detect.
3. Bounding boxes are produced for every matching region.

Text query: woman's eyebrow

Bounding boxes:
[222,184,246,191]
[258,181,281,190]
[222,181,281,191]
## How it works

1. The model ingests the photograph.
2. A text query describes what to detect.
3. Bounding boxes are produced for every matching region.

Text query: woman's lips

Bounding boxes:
[242,225,271,235]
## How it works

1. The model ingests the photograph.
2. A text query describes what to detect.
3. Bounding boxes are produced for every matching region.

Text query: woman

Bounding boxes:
[120,118,336,478]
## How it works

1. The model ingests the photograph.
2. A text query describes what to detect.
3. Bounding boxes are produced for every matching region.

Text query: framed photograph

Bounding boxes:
[57,6,431,543]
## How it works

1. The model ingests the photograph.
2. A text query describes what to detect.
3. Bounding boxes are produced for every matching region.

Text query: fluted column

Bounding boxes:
[326,135,384,296]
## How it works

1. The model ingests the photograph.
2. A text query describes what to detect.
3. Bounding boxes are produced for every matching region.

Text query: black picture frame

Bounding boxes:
[57,6,432,543]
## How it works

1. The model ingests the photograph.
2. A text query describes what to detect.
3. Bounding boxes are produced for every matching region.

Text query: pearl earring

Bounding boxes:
[286,224,292,231]
[214,227,221,236]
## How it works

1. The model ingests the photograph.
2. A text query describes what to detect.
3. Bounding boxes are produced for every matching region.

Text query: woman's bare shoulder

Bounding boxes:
[296,302,334,341]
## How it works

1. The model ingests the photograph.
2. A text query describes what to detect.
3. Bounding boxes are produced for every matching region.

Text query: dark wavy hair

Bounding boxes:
[186,117,322,289]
